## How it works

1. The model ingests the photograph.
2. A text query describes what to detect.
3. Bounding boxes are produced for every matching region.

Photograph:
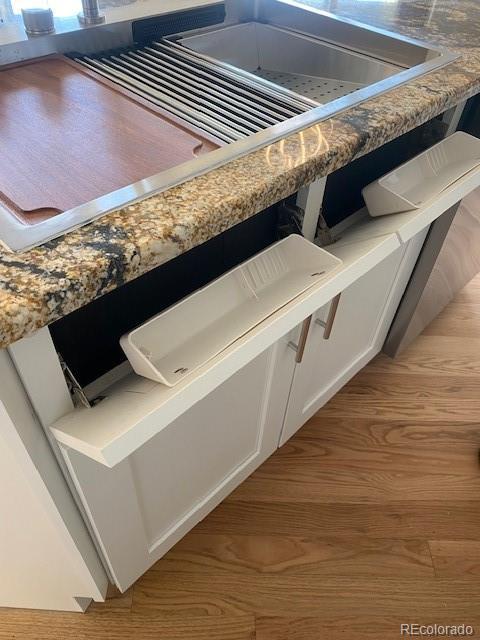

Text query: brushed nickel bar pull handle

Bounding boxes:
[315,293,342,340]
[288,315,313,364]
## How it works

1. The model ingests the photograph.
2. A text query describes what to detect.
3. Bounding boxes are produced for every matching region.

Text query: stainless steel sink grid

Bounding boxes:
[0,0,458,252]
[77,39,314,144]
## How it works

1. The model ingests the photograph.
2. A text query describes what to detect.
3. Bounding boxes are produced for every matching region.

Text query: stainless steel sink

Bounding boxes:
[178,0,455,114]
[0,0,457,252]
[179,21,397,104]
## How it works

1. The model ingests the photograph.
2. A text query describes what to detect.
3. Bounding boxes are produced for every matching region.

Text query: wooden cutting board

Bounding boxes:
[0,57,219,223]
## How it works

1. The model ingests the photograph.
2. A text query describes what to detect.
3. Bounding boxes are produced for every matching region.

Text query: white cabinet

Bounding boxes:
[280,232,427,445]
[281,246,405,444]
[59,339,295,591]
[49,222,425,593]
[49,222,418,592]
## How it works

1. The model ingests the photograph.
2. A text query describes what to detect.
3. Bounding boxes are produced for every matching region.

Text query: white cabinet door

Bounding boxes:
[60,338,295,592]
[280,240,419,445]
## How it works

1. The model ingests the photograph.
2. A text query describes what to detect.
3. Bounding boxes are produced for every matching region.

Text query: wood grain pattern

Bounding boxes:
[195,500,480,539]
[153,533,433,577]
[0,611,255,640]
[227,464,480,504]
[371,336,480,377]
[2,275,480,637]
[430,540,480,578]
[297,417,480,448]
[0,57,218,223]
[341,371,480,399]
[256,616,480,640]
[131,573,480,618]
[423,302,480,337]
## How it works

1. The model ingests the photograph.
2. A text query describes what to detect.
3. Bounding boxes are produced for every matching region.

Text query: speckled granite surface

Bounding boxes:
[1,0,480,348]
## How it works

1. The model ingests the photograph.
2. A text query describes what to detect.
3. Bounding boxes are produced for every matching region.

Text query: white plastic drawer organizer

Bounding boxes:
[121,235,342,386]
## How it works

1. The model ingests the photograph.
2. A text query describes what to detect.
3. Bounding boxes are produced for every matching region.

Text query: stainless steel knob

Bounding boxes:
[21,8,55,36]
[78,0,105,26]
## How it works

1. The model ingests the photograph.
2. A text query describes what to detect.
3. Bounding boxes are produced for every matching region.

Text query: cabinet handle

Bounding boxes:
[288,315,312,364]
[315,293,341,340]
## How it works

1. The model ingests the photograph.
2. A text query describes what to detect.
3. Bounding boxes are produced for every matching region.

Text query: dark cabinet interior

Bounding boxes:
[50,206,279,387]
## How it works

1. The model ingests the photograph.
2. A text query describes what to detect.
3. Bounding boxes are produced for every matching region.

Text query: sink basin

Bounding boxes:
[0,0,457,252]
[179,21,397,104]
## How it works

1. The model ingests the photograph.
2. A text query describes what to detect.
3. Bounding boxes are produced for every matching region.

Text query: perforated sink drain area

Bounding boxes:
[252,69,364,104]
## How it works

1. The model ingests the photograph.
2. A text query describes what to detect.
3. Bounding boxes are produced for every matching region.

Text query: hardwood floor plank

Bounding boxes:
[256,616,480,640]
[340,372,480,399]
[453,275,480,303]
[455,288,480,304]
[0,611,255,640]
[367,337,480,377]
[317,395,480,422]
[263,428,479,465]
[429,540,480,578]
[132,574,480,618]
[227,432,480,504]
[228,472,480,504]
[423,302,480,337]
[296,417,480,449]
[195,501,480,539]
[152,533,433,577]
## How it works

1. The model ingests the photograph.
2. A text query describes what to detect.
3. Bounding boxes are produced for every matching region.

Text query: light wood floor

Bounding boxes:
[2,275,480,639]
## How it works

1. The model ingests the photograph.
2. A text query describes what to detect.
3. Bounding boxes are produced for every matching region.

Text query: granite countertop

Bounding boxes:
[1,0,480,349]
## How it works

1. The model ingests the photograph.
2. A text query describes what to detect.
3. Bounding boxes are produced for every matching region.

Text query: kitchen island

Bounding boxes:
[1,0,480,348]
[1,0,480,613]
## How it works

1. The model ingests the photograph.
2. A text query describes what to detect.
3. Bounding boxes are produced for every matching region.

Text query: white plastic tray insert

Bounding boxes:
[121,235,342,386]
[362,132,480,217]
